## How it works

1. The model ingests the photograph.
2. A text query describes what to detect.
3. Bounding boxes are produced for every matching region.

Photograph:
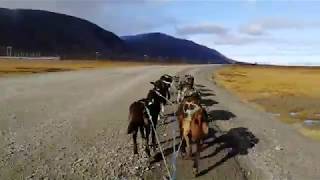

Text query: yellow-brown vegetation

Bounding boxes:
[214,65,320,140]
[0,59,145,76]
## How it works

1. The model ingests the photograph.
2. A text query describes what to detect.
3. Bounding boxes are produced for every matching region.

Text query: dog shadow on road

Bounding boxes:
[198,88,214,92]
[195,84,206,88]
[207,110,236,122]
[150,143,180,164]
[197,85,216,97]
[200,92,216,97]
[201,99,219,107]
[198,127,259,176]
[159,137,181,148]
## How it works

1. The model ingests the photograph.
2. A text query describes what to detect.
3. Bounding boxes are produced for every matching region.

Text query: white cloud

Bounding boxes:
[213,33,259,45]
[239,23,265,36]
[240,18,320,36]
[175,21,296,46]
[175,23,257,45]
[176,23,229,36]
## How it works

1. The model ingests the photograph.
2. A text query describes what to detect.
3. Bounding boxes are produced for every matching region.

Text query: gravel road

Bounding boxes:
[0,65,319,180]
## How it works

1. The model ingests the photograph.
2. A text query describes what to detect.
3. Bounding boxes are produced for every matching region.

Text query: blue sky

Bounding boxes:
[1,0,320,65]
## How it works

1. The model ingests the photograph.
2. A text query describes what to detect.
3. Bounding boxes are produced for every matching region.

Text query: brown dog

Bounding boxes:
[177,100,209,176]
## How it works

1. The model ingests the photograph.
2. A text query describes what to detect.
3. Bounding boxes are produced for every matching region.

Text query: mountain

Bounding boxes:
[0,8,232,63]
[121,33,231,64]
[0,8,127,59]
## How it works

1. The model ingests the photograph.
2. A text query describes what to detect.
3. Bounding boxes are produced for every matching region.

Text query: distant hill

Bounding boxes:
[0,8,232,63]
[121,33,231,64]
[0,8,127,59]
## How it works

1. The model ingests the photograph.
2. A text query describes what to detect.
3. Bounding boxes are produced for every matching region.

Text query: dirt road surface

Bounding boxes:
[0,65,319,180]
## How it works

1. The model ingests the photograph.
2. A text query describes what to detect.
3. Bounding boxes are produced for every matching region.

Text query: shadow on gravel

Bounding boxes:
[198,127,259,176]
[200,92,216,97]
[195,84,206,88]
[199,88,214,92]
[161,119,175,126]
[207,110,236,122]
[160,136,181,145]
[201,99,219,107]
[160,112,179,125]
[166,112,174,116]
[151,143,180,164]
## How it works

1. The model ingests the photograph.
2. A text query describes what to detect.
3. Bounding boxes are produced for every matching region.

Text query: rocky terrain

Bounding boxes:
[1,65,319,179]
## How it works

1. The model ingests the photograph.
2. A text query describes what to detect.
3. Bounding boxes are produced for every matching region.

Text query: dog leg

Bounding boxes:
[133,131,138,154]
[144,125,151,157]
[184,132,192,159]
[193,140,200,177]
[139,126,145,139]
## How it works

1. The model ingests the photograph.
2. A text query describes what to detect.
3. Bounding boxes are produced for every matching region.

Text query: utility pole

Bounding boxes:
[6,46,12,57]
[95,52,100,60]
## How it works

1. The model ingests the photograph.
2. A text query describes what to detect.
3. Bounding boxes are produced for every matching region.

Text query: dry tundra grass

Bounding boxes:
[214,65,320,140]
[0,59,146,76]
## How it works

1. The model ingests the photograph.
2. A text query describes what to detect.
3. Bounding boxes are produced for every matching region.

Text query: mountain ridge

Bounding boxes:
[0,8,232,63]
[121,32,231,64]
[0,8,127,59]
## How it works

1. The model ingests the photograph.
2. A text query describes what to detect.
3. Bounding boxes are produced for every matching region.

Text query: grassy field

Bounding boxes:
[214,65,320,140]
[0,59,146,76]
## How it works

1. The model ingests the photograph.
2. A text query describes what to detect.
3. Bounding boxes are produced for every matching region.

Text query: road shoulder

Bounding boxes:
[202,65,320,180]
